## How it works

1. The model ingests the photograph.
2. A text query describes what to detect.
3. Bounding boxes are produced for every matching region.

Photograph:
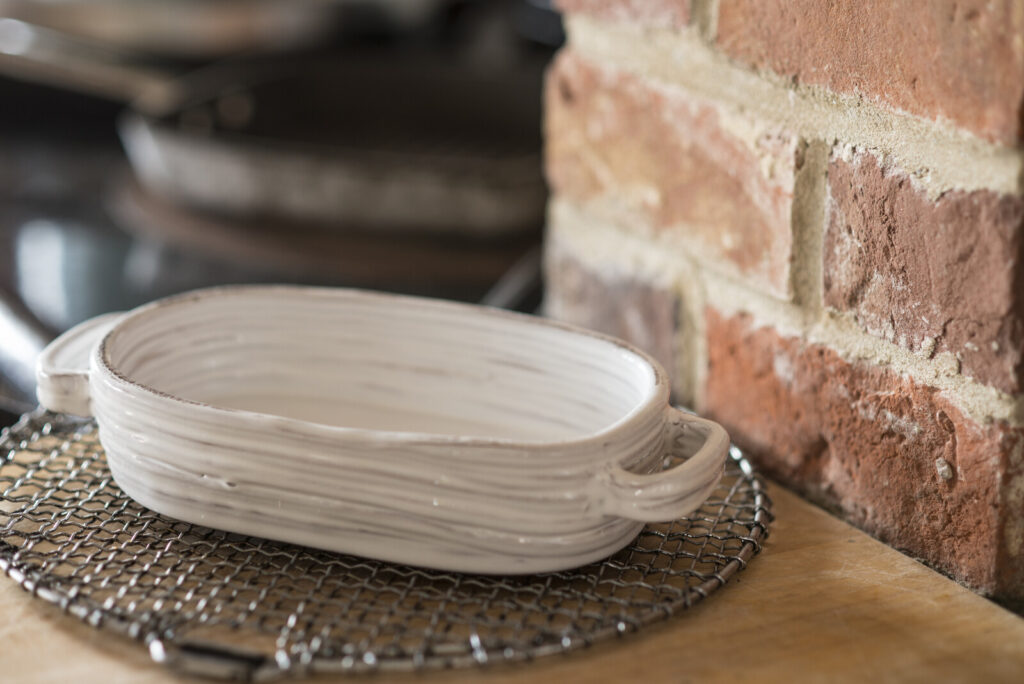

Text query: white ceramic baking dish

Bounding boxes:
[35,286,729,574]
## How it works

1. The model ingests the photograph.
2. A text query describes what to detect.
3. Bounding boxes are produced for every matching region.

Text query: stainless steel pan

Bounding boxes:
[0,0,449,59]
[108,176,541,300]
[0,19,547,238]
[120,54,547,238]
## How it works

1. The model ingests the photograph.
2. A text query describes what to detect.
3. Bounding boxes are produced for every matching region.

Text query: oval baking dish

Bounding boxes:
[35,286,729,574]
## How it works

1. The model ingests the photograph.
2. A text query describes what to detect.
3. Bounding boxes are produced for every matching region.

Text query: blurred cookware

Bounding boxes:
[0,289,48,421]
[0,18,546,237]
[0,0,451,59]
[109,177,540,301]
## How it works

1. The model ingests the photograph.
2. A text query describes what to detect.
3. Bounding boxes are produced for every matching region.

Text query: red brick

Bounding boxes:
[555,0,690,30]
[546,51,801,298]
[717,0,1024,145]
[545,245,679,384]
[704,310,1024,597]
[825,151,1024,394]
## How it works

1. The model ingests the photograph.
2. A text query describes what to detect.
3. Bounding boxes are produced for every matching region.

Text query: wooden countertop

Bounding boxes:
[3,483,1023,683]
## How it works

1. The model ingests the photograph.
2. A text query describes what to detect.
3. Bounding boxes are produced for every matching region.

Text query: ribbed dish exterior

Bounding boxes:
[47,286,725,573]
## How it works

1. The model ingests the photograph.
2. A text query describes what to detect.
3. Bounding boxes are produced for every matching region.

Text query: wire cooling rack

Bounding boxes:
[0,410,772,681]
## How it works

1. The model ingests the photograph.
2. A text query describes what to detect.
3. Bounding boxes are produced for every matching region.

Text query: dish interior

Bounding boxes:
[103,290,658,442]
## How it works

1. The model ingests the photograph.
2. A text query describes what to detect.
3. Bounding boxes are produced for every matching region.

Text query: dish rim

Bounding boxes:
[92,284,670,450]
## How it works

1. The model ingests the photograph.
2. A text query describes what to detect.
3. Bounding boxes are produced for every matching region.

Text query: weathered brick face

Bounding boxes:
[717,0,1024,144]
[704,310,1021,593]
[546,51,800,298]
[548,0,1024,598]
[825,151,1024,393]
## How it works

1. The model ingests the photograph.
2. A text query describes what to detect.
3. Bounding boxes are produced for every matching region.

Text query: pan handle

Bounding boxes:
[0,288,51,408]
[36,312,124,417]
[0,18,173,104]
[479,247,542,313]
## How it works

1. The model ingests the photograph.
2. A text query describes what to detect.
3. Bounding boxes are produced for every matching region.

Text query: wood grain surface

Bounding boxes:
[2,483,1023,684]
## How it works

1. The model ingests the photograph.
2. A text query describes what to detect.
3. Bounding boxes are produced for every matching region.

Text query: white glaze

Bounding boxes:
[35,286,729,573]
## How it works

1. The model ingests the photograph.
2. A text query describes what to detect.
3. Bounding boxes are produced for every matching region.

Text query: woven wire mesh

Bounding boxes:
[0,409,772,681]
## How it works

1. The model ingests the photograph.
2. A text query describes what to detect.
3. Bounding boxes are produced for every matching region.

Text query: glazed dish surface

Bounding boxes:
[37,286,729,573]
[104,288,656,442]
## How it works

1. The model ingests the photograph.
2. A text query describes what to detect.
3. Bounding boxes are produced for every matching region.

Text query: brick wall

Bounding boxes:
[544,0,1024,598]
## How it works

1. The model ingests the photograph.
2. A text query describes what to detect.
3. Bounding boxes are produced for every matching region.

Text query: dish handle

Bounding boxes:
[600,408,730,522]
[36,312,124,417]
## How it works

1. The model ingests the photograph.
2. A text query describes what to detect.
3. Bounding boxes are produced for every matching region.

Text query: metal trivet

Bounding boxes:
[0,410,772,681]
